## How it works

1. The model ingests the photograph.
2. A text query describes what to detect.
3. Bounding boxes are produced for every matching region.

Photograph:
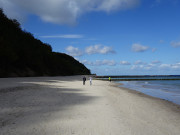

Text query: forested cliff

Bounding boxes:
[0,9,90,77]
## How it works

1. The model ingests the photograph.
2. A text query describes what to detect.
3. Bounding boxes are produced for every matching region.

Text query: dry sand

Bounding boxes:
[0,76,180,135]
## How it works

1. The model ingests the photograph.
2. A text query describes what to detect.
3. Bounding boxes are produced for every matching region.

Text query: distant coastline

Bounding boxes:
[96,75,180,81]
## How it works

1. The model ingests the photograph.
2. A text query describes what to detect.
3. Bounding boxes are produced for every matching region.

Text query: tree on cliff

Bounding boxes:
[0,9,90,77]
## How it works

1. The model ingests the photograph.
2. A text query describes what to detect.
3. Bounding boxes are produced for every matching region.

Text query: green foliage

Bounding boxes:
[0,9,90,77]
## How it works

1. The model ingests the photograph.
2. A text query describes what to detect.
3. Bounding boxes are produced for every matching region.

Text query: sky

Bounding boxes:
[1,0,180,75]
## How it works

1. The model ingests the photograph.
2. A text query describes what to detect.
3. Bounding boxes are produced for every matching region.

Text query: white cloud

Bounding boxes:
[146,63,156,69]
[132,43,149,52]
[171,64,180,69]
[159,63,180,70]
[131,61,180,72]
[0,0,140,25]
[131,63,154,70]
[134,60,146,65]
[85,45,115,55]
[95,60,116,66]
[0,0,27,23]
[131,60,155,70]
[81,60,93,65]
[170,41,180,48]
[82,59,116,66]
[152,60,161,64]
[65,44,115,57]
[96,0,140,12]
[120,61,131,65]
[159,64,171,69]
[40,34,83,39]
[131,65,144,70]
[65,46,83,57]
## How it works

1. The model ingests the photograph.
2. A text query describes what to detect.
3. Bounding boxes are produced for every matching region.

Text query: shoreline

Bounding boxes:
[110,81,180,111]
[114,80,180,107]
[0,76,180,135]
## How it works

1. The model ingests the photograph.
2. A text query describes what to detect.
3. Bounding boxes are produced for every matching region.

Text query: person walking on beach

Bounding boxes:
[83,76,86,85]
[109,77,111,82]
[89,77,92,85]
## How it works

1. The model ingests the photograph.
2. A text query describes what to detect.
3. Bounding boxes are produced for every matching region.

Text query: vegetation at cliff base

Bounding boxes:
[0,9,90,77]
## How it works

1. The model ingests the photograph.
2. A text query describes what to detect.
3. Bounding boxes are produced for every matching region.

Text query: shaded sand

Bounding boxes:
[0,76,180,135]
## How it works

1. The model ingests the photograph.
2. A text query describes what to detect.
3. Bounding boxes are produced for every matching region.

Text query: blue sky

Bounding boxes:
[1,0,180,75]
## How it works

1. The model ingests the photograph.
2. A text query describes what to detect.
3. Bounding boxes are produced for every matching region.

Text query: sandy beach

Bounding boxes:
[0,76,180,135]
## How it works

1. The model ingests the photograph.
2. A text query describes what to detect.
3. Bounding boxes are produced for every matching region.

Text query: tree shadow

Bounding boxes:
[0,77,99,133]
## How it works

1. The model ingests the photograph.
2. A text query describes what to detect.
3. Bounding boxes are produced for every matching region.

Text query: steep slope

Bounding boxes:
[0,9,90,77]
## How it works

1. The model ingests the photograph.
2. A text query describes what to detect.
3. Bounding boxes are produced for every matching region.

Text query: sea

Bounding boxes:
[98,75,180,105]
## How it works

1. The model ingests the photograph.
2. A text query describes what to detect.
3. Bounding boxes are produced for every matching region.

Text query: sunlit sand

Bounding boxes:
[0,76,180,135]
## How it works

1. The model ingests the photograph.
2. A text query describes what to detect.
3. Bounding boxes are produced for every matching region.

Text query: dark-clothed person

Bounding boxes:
[83,76,86,85]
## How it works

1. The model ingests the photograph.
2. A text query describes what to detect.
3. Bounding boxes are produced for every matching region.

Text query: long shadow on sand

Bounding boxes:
[0,77,98,134]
